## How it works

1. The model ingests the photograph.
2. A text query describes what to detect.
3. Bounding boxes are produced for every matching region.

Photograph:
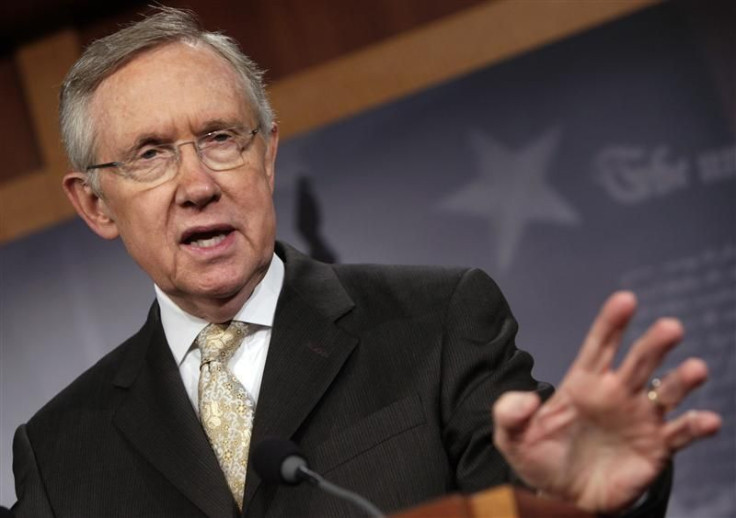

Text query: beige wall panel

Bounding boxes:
[0,30,79,242]
[0,57,41,181]
[0,170,76,238]
[270,0,660,139]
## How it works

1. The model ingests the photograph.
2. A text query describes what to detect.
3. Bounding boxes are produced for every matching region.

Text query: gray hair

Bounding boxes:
[60,6,274,191]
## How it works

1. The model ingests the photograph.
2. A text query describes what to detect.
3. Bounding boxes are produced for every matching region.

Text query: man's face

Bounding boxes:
[80,42,278,319]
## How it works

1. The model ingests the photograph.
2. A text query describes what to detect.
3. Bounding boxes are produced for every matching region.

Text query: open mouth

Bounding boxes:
[181,227,234,249]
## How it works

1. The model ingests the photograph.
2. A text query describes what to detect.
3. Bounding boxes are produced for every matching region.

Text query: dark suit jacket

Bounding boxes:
[12,243,669,517]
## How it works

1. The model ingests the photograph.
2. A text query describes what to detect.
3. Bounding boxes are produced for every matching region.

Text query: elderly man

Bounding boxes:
[12,7,720,518]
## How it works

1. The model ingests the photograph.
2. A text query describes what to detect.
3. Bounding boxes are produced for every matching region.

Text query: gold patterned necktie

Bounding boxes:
[197,321,256,510]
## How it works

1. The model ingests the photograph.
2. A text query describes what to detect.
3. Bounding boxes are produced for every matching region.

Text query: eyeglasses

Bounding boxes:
[86,126,261,185]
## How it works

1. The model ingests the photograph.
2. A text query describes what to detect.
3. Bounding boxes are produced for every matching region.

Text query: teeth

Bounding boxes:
[190,233,227,248]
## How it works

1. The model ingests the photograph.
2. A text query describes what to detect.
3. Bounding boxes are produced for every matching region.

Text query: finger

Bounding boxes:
[618,318,684,391]
[493,391,541,446]
[664,410,722,452]
[574,291,637,372]
[649,358,709,411]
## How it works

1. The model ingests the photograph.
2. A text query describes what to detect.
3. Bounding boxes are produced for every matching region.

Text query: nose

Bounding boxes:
[174,142,222,208]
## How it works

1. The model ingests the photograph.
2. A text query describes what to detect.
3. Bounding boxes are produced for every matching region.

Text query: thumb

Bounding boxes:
[493,391,541,445]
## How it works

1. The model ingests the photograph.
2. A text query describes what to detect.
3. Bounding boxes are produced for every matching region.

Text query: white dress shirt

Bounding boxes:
[155,254,284,413]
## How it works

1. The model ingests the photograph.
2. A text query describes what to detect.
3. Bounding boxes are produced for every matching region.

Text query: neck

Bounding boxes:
[179,296,249,324]
[169,273,267,323]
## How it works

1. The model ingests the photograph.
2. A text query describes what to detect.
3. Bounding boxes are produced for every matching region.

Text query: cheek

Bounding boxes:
[233,193,275,249]
[117,202,163,235]
[245,185,276,229]
[106,194,173,259]
[118,217,168,262]
[230,169,273,210]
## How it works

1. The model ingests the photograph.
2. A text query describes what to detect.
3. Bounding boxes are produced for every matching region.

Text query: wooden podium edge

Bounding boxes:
[390,485,595,518]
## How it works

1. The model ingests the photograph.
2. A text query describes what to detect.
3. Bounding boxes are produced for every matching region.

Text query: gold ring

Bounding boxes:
[647,378,666,410]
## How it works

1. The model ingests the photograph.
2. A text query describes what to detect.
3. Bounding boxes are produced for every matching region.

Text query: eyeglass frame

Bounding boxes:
[85,125,261,182]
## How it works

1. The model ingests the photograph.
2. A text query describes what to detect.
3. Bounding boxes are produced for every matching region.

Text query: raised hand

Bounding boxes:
[492,291,722,513]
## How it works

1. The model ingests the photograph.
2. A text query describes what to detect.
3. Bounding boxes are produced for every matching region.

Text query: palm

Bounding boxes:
[493,292,720,513]
[508,370,666,510]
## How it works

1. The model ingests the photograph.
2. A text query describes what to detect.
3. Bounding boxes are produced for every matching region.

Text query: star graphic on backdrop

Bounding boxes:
[439,127,580,271]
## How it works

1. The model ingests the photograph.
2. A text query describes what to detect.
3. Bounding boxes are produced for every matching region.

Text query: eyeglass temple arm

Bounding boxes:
[86,161,122,171]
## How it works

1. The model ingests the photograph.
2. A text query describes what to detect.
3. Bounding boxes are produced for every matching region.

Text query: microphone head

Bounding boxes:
[252,438,308,485]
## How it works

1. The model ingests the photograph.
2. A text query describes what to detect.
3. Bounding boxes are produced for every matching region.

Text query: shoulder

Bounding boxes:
[24,307,157,433]
[333,262,503,308]
[277,240,508,311]
[277,241,509,324]
[329,263,519,351]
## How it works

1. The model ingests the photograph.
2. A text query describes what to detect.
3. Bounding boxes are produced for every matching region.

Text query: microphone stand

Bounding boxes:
[296,466,385,518]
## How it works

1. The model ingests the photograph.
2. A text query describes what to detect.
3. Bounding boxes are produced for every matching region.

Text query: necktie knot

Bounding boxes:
[197,321,249,365]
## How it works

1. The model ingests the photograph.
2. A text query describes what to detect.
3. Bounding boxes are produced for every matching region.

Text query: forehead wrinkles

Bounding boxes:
[88,43,251,153]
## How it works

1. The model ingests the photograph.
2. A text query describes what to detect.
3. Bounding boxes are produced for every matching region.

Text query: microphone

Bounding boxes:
[252,438,385,517]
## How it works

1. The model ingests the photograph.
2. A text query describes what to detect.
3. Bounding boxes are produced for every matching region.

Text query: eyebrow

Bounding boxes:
[199,119,247,134]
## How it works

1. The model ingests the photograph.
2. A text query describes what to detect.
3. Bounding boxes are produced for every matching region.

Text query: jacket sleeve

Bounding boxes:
[440,268,552,491]
[12,424,55,518]
[604,464,672,518]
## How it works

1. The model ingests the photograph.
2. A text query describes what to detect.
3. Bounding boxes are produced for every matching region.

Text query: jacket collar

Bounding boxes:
[242,242,357,513]
[112,303,240,517]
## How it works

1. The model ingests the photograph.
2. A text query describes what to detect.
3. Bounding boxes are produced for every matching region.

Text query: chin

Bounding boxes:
[197,266,262,297]
[193,279,249,300]
[176,254,270,301]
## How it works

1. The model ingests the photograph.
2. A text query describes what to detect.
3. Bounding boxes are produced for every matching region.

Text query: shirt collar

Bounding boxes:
[155,253,284,366]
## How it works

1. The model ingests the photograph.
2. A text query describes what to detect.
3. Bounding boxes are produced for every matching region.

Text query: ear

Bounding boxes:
[62,172,120,240]
[264,123,279,193]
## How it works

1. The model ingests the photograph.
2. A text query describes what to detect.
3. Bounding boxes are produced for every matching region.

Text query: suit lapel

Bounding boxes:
[242,243,357,514]
[112,305,238,518]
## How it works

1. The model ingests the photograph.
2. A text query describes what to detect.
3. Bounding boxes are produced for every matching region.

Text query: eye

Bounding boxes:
[203,129,238,146]
[212,131,233,143]
[137,147,163,160]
